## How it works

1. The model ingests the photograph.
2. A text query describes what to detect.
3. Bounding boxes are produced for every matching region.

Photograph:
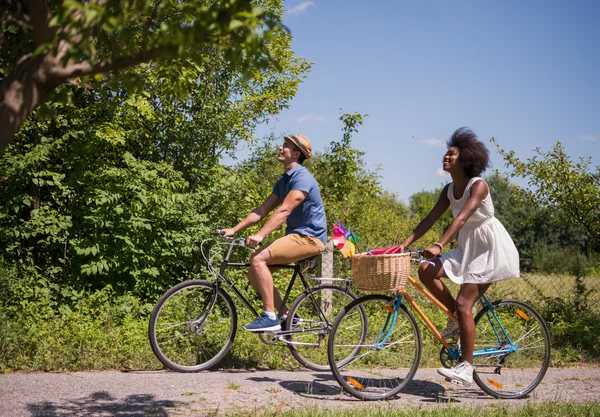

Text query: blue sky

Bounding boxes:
[252,0,600,203]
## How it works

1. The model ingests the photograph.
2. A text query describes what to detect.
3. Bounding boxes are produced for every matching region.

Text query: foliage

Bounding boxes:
[322,113,374,209]
[530,267,600,362]
[0,0,286,147]
[494,139,600,249]
[0,0,309,300]
[273,403,600,417]
[486,171,598,272]
[312,112,420,249]
[2,270,598,372]
[0,282,157,372]
[409,186,453,242]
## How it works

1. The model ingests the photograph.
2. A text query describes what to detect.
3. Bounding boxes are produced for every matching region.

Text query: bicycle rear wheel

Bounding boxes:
[472,299,550,398]
[286,284,361,371]
[149,280,237,372]
[328,294,421,401]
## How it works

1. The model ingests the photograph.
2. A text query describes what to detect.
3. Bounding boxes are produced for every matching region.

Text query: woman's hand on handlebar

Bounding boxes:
[424,245,442,259]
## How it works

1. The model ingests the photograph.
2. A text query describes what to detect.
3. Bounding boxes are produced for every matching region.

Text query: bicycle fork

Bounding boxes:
[373,294,404,349]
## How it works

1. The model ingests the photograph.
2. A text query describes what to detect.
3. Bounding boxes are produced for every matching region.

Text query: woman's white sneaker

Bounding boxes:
[437,361,473,385]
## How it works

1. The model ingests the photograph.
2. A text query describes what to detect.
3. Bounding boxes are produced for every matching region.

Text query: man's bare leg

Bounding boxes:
[248,247,277,312]
[247,260,288,315]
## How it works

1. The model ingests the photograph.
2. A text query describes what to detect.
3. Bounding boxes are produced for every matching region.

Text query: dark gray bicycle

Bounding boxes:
[149,231,366,372]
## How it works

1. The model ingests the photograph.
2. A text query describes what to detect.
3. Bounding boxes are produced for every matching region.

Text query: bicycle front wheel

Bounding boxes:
[472,299,550,399]
[149,280,237,372]
[286,284,361,371]
[328,294,422,401]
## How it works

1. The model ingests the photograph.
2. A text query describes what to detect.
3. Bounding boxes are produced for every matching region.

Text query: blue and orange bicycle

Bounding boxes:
[327,250,551,400]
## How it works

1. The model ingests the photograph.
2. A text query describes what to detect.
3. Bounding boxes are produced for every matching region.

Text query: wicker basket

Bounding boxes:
[351,252,411,291]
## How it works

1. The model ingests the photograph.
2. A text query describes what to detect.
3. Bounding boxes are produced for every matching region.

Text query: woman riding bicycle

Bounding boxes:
[398,127,520,385]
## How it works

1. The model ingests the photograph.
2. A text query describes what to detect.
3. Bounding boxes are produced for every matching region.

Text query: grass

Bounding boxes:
[0,271,598,372]
[223,402,600,417]
[488,273,600,309]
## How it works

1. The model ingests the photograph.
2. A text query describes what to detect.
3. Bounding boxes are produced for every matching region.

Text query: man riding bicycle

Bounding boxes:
[222,134,327,332]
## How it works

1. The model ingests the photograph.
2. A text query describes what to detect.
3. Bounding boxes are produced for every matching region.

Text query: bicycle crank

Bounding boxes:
[439,344,461,369]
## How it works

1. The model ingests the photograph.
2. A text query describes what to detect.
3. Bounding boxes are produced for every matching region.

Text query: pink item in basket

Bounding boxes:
[367,245,402,255]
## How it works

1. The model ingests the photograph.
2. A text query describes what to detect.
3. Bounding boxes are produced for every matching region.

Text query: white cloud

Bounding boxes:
[297,113,325,123]
[287,1,315,15]
[421,138,444,147]
[581,134,600,141]
[435,167,449,177]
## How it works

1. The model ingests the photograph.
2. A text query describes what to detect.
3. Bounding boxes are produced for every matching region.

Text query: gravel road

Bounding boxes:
[1,367,598,416]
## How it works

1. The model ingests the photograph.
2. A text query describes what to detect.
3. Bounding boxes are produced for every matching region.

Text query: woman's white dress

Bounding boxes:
[440,177,520,284]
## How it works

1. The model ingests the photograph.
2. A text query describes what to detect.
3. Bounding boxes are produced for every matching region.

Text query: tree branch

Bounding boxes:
[53,46,166,79]
[5,13,33,31]
[25,0,53,45]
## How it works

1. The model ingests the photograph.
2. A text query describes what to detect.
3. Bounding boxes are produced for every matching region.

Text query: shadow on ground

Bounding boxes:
[250,372,450,402]
[27,391,182,417]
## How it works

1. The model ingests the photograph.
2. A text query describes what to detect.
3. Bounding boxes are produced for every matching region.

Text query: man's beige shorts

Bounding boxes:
[266,233,325,265]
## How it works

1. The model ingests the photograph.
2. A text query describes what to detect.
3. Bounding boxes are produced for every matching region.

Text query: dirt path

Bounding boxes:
[1,367,598,416]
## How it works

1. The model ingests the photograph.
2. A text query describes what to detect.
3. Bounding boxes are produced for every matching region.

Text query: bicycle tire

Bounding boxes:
[149,280,237,372]
[472,299,550,399]
[286,284,362,371]
[328,294,422,401]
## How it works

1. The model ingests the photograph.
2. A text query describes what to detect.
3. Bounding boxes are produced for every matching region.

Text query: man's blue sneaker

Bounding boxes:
[244,313,281,332]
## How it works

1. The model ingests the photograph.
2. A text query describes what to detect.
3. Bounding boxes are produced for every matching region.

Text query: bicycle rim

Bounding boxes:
[328,294,421,401]
[149,280,237,372]
[286,285,360,371]
[472,299,550,398]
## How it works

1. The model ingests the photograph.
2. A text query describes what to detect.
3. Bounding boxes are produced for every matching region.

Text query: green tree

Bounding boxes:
[0,0,308,298]
[494,139,600,249]
[227,123,423,280]
[409,186,453,238]
[487,171,595,272]
[0,0,283,149]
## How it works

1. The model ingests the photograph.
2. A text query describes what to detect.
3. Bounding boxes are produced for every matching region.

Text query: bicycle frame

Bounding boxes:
[384,275,518,361]
[204,238,349,333]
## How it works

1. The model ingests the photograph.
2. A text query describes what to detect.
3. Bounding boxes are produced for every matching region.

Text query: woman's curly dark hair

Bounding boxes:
[447,127,490,177]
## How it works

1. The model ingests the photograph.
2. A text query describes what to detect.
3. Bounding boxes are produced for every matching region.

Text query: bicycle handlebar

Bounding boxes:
[404,249,428,263]
[405,249,442,264]
[213,230,247,247]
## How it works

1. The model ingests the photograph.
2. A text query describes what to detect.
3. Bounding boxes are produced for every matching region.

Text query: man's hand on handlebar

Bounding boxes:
[215,229,264,247]
[220,228,236,238]
[245,233,264,248]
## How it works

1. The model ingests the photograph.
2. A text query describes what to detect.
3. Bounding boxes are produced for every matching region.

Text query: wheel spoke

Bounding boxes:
[472,300,550,399]
[328,295,421,400]
[287,285,359,371]
[149,281,236,372]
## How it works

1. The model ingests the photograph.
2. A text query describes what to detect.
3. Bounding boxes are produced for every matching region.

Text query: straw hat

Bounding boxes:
[284,133,312,159]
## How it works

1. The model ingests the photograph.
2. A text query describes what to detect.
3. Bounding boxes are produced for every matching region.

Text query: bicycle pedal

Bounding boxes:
[445,377,470,386]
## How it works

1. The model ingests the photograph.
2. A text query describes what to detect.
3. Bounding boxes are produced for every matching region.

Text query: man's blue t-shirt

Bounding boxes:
[272,164,327,245]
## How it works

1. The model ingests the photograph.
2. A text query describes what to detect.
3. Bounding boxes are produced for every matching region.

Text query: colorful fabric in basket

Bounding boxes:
[367,245,402,255]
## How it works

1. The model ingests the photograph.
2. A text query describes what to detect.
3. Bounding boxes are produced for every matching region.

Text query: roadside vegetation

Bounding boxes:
[1,1,599,374]
[246,402,600,417]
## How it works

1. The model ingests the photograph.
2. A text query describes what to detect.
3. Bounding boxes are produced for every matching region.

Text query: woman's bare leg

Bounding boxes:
[456,283,491,363]
[417,258,456,313]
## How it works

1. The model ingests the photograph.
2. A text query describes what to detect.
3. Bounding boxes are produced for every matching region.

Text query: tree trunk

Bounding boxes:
[0,54,63,151]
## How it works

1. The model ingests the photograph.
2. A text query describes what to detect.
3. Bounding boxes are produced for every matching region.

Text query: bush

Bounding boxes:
[531,247,600,276]
[0,283,158,372]
[535,274,600,362]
